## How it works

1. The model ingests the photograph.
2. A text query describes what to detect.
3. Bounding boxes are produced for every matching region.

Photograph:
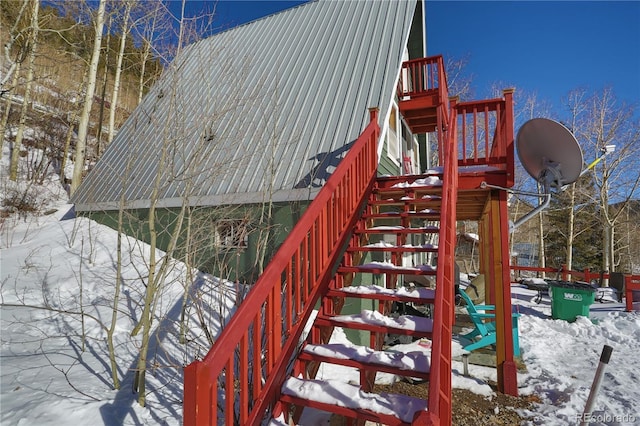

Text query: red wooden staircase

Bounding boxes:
[275,169,454,425]
[183,55,516,425]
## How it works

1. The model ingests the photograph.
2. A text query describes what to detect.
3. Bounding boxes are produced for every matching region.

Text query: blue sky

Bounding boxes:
[178,1,639,115]
[426,1,640,111]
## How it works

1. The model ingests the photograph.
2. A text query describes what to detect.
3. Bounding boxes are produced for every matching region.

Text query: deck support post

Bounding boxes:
[483,190,518,396]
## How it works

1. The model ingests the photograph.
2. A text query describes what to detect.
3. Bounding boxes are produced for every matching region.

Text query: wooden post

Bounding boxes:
[502,89,515,187]
[627,276,640,312]
[479,213,493,305]
[489,190,518,396]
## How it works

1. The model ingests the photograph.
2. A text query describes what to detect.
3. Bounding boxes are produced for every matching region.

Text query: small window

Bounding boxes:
[215,220,248,249]
[387,104,399,163]
[388,107,397,133]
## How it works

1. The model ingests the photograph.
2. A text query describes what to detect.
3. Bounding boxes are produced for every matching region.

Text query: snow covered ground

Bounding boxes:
[2,177,639,424]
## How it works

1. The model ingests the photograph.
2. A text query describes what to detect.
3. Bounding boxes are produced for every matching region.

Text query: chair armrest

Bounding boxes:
[470,312,521,320]
[469,313,496,320]
[474,304,496,311]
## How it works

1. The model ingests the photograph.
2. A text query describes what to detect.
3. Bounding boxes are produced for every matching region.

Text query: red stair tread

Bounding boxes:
[316,310,433,337]
[280,377,428,424]
[362,210,441,219]
[347,245,438,254]
[300,342,431,379]
[329,284,435,303]
[375,175,444,190]
[338,262,437,276]
[355,225,439,235]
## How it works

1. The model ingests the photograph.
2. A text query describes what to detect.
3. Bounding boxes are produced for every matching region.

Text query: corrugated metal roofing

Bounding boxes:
[72,0,418,211]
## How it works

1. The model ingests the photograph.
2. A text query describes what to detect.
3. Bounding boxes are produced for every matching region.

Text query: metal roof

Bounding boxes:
[73,0,419,211]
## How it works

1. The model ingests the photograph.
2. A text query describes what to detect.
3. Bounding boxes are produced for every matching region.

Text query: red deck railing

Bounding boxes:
[512,265,640,312]
[626,276,640,312]
[397,56,514,186]
[183,110,379,425]
[397,56,449,100]
[454,90,515,186]
[397,55,450,165]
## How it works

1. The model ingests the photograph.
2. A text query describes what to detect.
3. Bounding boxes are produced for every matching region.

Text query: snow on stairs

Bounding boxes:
[279,377,428,425]
[274,173,444,425]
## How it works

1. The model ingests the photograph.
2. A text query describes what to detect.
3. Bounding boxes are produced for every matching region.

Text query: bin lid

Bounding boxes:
[547,280,596,292]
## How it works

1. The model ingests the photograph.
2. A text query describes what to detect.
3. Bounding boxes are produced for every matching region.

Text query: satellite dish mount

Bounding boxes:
[511,118,584,231]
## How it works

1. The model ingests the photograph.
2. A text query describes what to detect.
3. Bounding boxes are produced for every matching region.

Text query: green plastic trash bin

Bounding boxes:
[548,280,596,322]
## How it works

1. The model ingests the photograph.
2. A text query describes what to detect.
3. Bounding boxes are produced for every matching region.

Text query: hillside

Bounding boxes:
[1,0,162,171]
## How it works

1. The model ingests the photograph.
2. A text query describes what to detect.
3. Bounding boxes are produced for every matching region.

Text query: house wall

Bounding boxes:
[86,200,309,283]
[378,141,399,176]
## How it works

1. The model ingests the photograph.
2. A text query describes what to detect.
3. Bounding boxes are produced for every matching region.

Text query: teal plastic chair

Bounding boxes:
[457,288,521,356]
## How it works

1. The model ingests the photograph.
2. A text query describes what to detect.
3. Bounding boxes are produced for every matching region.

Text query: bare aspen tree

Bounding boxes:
[509,90,552,276]
[106,157,139,390]
[107,0,133,145]
[1,1,30,158]
[60,77,85,185]
[9,0,39,182]
[130,1,167,105]
[0,0,29,93]
[578,88,640,277]
[94,17,111,159]
[70,0,106,195]
[0,62,21,157]
[560,89,590,272]
[445,54,474,100]
[255,75,281,275]
[131,0,193,405]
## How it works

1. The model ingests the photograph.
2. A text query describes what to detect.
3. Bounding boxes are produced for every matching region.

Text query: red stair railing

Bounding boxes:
[183,109,379,426]
[414,103,458,425]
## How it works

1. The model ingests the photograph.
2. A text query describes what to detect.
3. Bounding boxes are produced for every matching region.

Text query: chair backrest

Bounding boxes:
[457,288,477,313]
[457,288,491,335]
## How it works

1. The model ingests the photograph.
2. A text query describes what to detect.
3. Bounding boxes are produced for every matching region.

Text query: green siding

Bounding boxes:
[83,144,406,346]
[377,141,401,177]
[85,200,309,283]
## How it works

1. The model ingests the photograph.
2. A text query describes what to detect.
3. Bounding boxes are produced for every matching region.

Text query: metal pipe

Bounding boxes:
[510,192,552,232]
[479,182,553,233]
[480,181,544,197]
[580,345,613,426]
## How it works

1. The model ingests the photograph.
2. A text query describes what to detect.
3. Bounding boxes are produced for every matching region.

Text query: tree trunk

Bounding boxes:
[108,1,132,145]
[9,0,39,181]
[70,0,106,195]
[95,44,109,158]
[566,183,576,273]
[0,62,21,159]
[538,211,546,278]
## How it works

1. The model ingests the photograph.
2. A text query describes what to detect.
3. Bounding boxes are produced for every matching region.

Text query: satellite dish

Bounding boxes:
[516,118,583,191]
